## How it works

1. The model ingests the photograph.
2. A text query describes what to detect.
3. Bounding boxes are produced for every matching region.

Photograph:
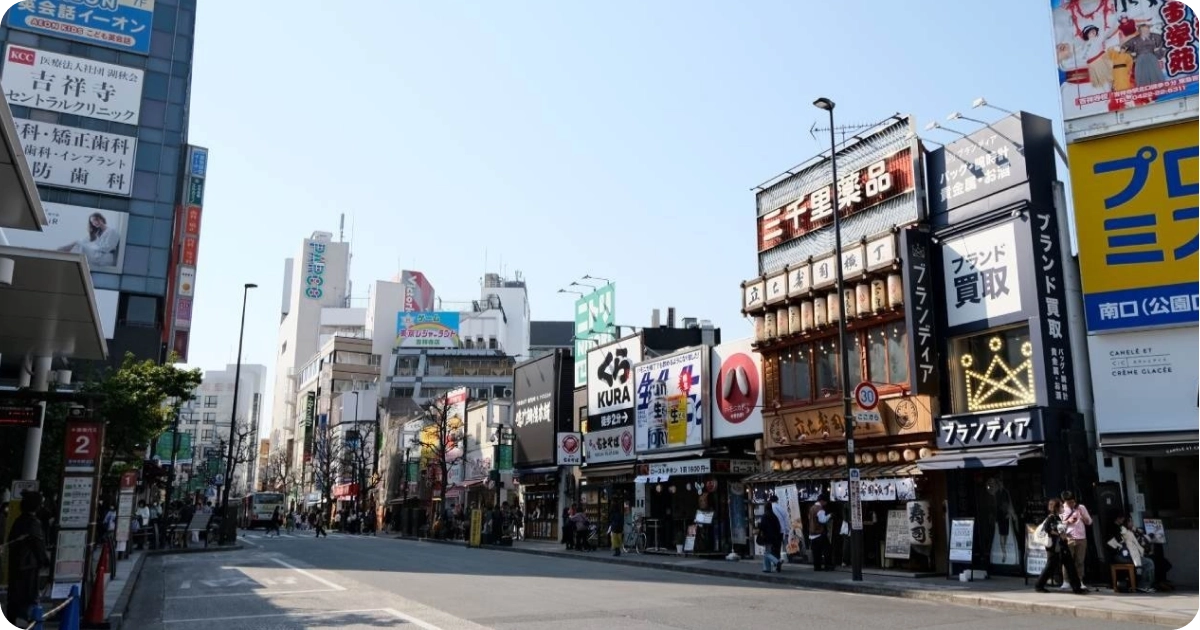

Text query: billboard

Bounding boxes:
[3,202,127,274]
[1050,0,1197,123]
[513,353,558,467]
[1069,121,1199,333]
[940,222,1025,328]
[1088,326,1198,435]
[400,270,436,312]
[573,283,616,387]
[586,335,643,431]
[395,311,461,348]
[302,239,327,300]
[13,118,135,195]
[634,347,708,453]
[2,45,143,123]
[584,425,635,464]
[5,0,156,55]
[710,338,763,440]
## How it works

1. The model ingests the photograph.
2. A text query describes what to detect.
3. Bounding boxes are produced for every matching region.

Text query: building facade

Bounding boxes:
[181,363,266,498]
[0,0,201,366]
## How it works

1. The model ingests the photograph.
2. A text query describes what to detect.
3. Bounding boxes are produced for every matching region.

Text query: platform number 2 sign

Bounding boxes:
[64,422,102,471]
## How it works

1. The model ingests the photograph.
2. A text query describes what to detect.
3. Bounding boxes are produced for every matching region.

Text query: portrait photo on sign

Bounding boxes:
[3,203,128,274]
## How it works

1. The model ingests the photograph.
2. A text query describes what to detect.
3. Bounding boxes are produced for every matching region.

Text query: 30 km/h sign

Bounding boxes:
[853,382,879,410]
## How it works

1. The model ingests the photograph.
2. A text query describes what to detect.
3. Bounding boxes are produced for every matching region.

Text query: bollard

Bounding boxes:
[29,601,44,630]
[60,585,82,630]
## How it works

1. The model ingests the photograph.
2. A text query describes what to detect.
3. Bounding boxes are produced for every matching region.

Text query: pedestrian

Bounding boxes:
[807,493,833,571]
[4,491,51,626]
[491,502,506,545]
[313,509,328,538]
[563,505,575,550]
[269,506,282,536]
[757,502,783,573]
[769,495,788,572]
[1059,491,1092,588]
[1034,498,1086,594]
[608,502,625,556]
[571,505,590,551]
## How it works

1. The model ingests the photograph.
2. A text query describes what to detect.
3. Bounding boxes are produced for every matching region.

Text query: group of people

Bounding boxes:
[756,493,831,573]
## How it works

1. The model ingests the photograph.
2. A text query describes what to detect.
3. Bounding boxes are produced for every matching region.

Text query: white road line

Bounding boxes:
[383,607,445,630]
[165,587,340,600]
[163,608,391,623]
[269,557,346,591]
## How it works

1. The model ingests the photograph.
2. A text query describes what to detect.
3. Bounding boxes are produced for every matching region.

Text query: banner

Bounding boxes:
[2,203,128,274]
[573,284,616,387]
[6,0,156,55]
[634,347,707,453]
[395,311,460,348]
[2,45,143,123]
[13,118,136,195]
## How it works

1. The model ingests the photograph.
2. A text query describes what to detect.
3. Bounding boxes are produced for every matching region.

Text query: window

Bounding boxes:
[334,351,373,366]
[204,395,218,408]
[202,429,214,441]
[123,295,157,325]
[772,321,909,406]
[949,325,1034,414]
[866,321,908,385]
[202,412,215,422]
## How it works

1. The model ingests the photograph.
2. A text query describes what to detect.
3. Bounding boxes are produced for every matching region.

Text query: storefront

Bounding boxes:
[516,468,561,540]
[634,458,757,555]
[578,464,635,538]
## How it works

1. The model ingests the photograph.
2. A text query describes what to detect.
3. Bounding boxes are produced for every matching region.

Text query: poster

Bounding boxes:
[1143,518,1167,543]
[13,118,136,195]
[2,203,129,274]
[58,475,93,528]
[729,483,748,546]
[950,518,975,562]
[775,484,803,556]
[1025,523,1048,576]
[884,510,911,559]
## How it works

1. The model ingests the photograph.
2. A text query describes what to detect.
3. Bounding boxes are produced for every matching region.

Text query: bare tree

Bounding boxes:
[218,417,256,504]
[343,421,379,513]
[265,449,301,498]
[310,421,342,521]
[415,393,466,511]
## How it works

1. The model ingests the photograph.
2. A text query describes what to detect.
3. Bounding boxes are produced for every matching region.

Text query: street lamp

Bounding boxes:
[812,96,863,582]
[220,282,257,518]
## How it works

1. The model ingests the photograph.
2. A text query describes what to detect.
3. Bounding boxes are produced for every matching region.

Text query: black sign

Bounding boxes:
[1032,201,1076,411]
[513,352,560,467]
[0,404,41,428]
[900,226,939,397]
[936,408,1048,449]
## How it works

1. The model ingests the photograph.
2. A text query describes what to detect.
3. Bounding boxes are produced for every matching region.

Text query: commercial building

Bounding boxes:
[181,363,267,497]
[0,0,204,366]
[1050,0,1198,586]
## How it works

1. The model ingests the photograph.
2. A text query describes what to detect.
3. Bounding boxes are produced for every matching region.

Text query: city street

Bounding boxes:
[122,535,1162,630]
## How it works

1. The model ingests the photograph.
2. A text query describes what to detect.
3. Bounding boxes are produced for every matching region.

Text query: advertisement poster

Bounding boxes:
[6,0,156,55]
[710,338,764,439]
[2,45,143,123]
[587,336,643,430]
[1050,0,1198,122]
[940,221,1024,328]
[13,118,137,195]
[885,510,911,559]
[1087,326,1198,435]
[950,518,975,562]
[395,311,461,348]
[1068,122,1199,333]
[574,283,616,387]
[583,425,634,464]
[3,203,128,274]
[556,432,582,466]
[634,348,706,453]
[729,482,748,546]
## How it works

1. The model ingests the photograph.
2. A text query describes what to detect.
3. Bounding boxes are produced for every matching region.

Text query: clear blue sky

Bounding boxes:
[184,0,1067,424]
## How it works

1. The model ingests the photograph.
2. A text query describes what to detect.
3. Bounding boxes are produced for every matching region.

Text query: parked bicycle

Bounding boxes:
[622,516,647,555]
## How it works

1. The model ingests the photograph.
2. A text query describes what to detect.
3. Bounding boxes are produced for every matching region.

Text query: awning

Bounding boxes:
[0,246,107,361]
[0,96,46,231]
[634,474,671,484]
[580,463,635,478]
[916,445,1042,471]
[637,449,704,462]
[1100,432,1199,458]
[516,465,558,474]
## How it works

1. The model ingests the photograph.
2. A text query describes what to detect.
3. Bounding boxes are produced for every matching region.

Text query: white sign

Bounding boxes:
[556,432,582,466]
[812,255,837,289]
[465,451,492,481]
[765,272,787,304]
[2,203,129,274]
[647,459,712,476]
[710,338,763,439]
[949,518,974,562]
[865,233,896,271]
[742,278,765,311]
[58,476,94,528]
[841,244,866,279]
[634,347,707,452]
[584,426,634,464]
[13,118,136,195]
[2,45,143,124]
[587,336,643,430]
[53,529,88,582]
[177,266,196,297]
[1089,326,1199,436]
[853,411,882,424]
[942,221,1022,328]
[787,263,811,297]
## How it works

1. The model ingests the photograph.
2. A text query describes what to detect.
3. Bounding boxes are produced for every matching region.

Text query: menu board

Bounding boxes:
[1024,523,1047,576]
[53,529,87,581]
[884,510,911,559]
[1143,518,1166,544]
[949,518,974,562]
[58,476,94,528]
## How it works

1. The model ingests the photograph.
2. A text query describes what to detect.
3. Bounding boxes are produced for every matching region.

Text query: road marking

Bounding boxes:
[383,607,445,630]
[165,587,339,600]
[178,580,190,590]
[164,608,393,623]
[269,557,346,591]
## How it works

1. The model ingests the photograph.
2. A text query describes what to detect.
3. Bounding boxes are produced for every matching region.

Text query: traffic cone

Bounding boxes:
[83,543,109,628]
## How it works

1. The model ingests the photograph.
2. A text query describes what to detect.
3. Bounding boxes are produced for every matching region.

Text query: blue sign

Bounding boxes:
[6,0,155,55]
[189,147,208,178]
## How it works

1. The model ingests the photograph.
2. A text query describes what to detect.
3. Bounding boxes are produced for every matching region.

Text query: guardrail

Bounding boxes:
[23,585,81,630]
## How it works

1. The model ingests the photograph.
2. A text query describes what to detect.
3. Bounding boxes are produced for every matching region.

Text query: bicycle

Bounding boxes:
[622,517,647,555]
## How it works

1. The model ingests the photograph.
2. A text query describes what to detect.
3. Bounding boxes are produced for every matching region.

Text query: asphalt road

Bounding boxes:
[123,532,1160,630]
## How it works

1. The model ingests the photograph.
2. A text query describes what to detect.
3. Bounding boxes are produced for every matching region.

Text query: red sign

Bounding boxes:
[185,205,202,236]
[758,147,915,253]
[7,46,35,65]
[181,236,198,266]
[715,352,760,424]
[333,483,359,499]
[172,330,190,362]
[853,382,880,411]
[64,422,103,471]
[119,471,137,491]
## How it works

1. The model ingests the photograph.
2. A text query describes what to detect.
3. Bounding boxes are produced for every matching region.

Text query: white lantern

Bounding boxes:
[887,273,904,309]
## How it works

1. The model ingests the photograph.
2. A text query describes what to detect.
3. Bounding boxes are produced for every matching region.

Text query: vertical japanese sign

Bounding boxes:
[633,347,707,453]
[573,283,616,387]
[6,0,156,55]
[1069,122,1199,333]
[1032,203,1076,410]
[900,227,939,397]
[513,354,557,466]
[167,146,209,362]
[303,239,327,300]
[54,418,104,594]
[941,222,1024,328]
[13,118,136,195]
[1,45,143,123]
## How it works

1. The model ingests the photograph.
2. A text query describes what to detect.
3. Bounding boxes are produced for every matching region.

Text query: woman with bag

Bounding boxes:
[1033,498,1086,594]
[757,506,783,573]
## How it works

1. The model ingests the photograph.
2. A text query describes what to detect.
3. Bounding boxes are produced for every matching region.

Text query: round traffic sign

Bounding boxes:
[853,382,879,411]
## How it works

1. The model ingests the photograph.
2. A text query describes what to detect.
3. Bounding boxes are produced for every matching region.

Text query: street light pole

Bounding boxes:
[220,282,257,516]
[813,96,863,582]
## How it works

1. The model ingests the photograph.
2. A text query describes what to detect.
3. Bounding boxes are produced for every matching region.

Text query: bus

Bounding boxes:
[237,492,286,529]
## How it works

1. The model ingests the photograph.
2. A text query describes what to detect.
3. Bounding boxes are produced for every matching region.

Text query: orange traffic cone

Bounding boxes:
[83,543,109,628]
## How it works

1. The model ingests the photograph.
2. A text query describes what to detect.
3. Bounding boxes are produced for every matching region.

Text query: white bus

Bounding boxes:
[237,492,286,529]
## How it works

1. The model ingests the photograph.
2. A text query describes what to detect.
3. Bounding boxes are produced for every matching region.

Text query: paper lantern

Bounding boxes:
[823,455,836,466]
[919,447,932,459]
[802,457,814,468]
[856,283,872,315]
[753,315,766,341]
[764,311,777,339]
[788,305,801,333]
[814,296,828,327]
[836,455,847,466]
[771,459,782,471]
[870,279,887,312]
[781,459,792,471]
[827,291,841,323]
[801,301,814,331]
[862,452,876,464]
[776,307,791,336]
[887,273,904,309]
[843,289,857,319]
[792,458,803,469]
[888,450,900,463]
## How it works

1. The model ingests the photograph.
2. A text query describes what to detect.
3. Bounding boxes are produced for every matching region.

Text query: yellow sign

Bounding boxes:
[468,508,482,548]
[666,395,688,445]
[1069,121,1199,333]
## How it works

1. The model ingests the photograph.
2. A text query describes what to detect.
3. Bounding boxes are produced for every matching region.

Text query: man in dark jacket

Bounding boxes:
[5,491,50,625]
[758,505,783,573]
[609,502,625,556]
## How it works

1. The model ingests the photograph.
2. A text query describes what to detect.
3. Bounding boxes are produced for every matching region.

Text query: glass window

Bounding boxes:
[136,142,163,172]
[122,245,149,275]
[28,108,55,123]
[111,122,137,137]
[846,334,863,387]
[172,60,190,78]
[91,272,120,290]
[157,174,177,202]
[147,57,172,73]
[173,35,192,59]
[153,5,178,31]
[144,72,170,101]
[140,100,166,128]
[76,117,107,131]
[8,31,38,46]
[152,218,173,245]
[129,200,156,217]
[168,78,186,104]
[126,216,152,246]
[120,275,147,293]
[118,52,143,67]
[202,429,214,441]
[138,126,164,143]
[886,321,908,384]
[161,145,180,173]
[950,325,1035,414]
[124,295,157,325]
[38,37,70,53]
[150,34,173,59]
[96,195,126,211]
[178,9,195,34]
[67,191,101,207]
[148,248,168,276]
[147,278,167,296]
[132,173,157,200]
[205,396,218,408]
[779,350,812,403]
[155,202,175,219]
[165,103,184,132]
[202,412,216,422]
[815,340,840,399]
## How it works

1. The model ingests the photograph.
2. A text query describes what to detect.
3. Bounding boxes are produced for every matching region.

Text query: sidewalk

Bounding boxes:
[395,535,1197,628]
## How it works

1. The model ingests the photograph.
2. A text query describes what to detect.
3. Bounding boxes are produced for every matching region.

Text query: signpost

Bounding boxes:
[853,382,882,424]
[54,417,104,599]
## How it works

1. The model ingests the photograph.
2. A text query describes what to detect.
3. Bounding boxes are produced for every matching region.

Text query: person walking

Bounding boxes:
[4,492,51,626]
[1035,498,1086,594]
[608,502,625,556]
[1059,491,1092,588]
[769,495,788,572]
[563,505,576,550]
[268,506,282,537]
[808,493,833,571]
[757,504,783,573]
[312,509,328,538]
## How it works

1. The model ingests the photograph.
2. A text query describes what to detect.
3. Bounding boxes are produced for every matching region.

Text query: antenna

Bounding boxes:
[339,213,345,242]
[809,120,877,148]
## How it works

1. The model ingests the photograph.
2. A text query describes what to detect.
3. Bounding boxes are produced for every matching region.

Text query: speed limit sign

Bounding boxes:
[853,382,879,411]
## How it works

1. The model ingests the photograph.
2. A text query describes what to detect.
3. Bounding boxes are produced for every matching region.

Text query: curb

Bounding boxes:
[394,536,1193,628]
[106,551,146,630]
[145,544,246,556]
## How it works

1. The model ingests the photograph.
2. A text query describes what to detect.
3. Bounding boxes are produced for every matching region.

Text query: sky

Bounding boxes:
[183,0,1071,430]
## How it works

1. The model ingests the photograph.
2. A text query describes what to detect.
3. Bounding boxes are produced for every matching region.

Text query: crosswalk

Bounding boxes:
[239,531,383,540]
